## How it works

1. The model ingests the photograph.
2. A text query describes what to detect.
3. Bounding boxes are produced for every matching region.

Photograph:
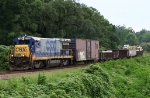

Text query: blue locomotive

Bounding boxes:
[9,36,73,70]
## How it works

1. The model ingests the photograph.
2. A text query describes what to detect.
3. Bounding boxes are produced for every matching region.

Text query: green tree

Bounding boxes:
[125,33,139,45]
[115,25,138,46]
[0,0,122,49]
[136,29,150,43]
[0,0,42,45]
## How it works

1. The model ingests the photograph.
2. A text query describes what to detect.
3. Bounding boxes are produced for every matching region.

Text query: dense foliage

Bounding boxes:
[115,26,150,51]
[0,65,113,97]
[1,54,150,97]
[136,29,150,52]
[0,0,117,49]
[100,55,150,97]
[0,45,9,70]
[1,0,150,50]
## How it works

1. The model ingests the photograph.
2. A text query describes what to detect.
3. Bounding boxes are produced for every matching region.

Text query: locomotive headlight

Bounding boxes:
[11,55,13,57]
[22,55,24,57]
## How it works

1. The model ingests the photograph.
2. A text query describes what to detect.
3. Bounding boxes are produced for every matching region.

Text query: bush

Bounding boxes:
[0,45,10,71]
[0,64,114,97]
[1,55,150,97]
[51,64,114,98]
[37,73,47,85]
[141,43,150,52]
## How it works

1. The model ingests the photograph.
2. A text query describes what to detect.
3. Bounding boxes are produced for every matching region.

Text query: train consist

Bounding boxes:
[8,35,143,70]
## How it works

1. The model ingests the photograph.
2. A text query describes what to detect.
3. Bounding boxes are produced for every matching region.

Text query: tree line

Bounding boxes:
[115,25,150,51]
[0,0,150,50]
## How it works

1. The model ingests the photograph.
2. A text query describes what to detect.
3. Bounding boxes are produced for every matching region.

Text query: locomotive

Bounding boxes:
[9,36,74,70]
[8,35,143,70]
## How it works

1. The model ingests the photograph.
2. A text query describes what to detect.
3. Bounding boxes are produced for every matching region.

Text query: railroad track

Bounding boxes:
[0,64,88,80]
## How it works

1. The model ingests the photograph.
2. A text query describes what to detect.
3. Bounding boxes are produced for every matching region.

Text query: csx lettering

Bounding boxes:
[16,48,26,52]
[46,41,56,51]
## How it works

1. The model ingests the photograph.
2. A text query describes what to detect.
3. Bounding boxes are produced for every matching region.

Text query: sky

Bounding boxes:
[78,0,150,32]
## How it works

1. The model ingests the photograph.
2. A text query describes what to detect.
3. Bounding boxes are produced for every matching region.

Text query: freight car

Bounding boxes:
[69,39,99,64]
[99,50,119,61]
[99,48,144,61]
[136,46,144,56]
[9,36,73,70]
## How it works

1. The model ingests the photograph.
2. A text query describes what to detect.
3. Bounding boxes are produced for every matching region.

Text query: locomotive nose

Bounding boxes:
[15,58,22,66]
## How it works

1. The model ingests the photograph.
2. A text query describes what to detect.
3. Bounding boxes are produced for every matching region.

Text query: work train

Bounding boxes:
[8,36,144,70]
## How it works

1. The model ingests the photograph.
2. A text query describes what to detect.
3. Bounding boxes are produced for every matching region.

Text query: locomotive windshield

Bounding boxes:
[14,40,30,45]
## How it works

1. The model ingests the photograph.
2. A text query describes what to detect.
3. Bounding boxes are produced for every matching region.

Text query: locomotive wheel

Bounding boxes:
[34,61,43,69]
[63,59,70,66]
[9,63,14,70]
[24,63,30,70]
[73,61,77,66]
[45,60,51,68]
[59,60,63,66]
[29,64,34,70]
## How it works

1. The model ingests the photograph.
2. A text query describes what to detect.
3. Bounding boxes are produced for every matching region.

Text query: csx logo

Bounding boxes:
[16,48,26,52]
[46,40,56,51]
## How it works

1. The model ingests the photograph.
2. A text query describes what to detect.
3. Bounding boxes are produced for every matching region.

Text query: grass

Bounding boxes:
[0,67,83,89]
[1,52,150,97]
[99,54,150,97]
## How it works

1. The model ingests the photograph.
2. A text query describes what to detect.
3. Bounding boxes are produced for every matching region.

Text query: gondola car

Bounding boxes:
[99,50,119,61]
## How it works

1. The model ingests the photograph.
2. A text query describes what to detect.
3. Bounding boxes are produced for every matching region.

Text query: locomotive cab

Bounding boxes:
[9,36,34,70]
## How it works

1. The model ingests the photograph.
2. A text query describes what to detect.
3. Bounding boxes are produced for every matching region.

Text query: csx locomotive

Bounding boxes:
[9,36,74,70]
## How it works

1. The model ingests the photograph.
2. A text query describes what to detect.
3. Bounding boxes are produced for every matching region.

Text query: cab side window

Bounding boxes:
[36,40,40,46]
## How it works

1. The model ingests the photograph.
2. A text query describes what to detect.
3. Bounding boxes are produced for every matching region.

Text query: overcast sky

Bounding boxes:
[79,0,150,32]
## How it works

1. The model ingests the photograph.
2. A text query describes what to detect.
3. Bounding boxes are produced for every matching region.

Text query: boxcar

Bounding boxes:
[87,39,99,60]
[69,39,99,63]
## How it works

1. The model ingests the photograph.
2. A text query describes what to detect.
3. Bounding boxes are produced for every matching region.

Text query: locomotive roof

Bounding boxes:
[14,36,71,42]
